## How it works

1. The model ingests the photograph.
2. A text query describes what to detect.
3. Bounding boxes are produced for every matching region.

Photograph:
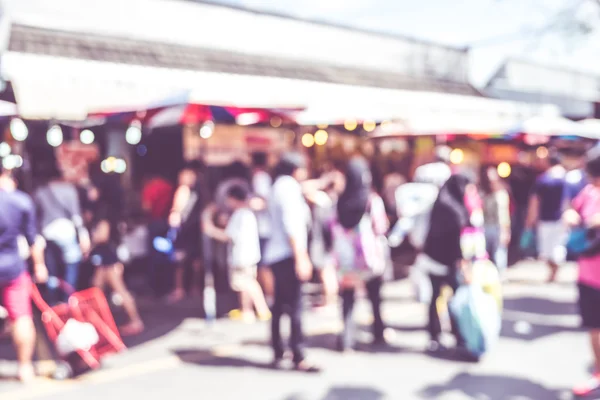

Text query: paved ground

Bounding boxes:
[0,261,594,400]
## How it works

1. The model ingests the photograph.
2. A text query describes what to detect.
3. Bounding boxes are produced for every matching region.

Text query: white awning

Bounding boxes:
[2,52,560,122]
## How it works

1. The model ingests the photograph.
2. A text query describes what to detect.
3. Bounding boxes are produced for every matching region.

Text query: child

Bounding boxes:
[90,219,144,336]
[214,185,270,322]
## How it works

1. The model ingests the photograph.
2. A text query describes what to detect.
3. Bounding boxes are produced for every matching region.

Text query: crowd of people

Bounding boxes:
[0,143,599,396]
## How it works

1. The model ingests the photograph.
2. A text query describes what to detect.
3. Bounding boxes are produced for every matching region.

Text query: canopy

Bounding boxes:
[3,52,559,124]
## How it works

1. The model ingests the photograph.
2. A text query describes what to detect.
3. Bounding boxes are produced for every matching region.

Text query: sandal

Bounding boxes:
[294,360,321,374]
[120,320,144,336]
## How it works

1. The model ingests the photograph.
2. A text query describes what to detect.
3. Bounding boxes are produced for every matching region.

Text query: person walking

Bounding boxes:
[263,152,319,373]
[422,174,478,353]
[167,165,204,303]
[326,157,389,352]
[34,165,90,303]
[564,147,600,397]
[250,152,274,306]
[90,218,144,335]
[525,155,568,282]
[0,168,48,382]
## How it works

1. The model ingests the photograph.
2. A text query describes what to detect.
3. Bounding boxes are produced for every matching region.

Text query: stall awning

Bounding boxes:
[2,51,558,122]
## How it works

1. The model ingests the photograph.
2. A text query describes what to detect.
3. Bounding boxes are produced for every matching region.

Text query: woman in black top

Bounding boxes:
[422,174,472,352]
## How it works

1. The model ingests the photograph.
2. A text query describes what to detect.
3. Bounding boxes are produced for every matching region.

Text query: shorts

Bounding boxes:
[90,244,119,267]
[537,221,567,263]
[230,265,257,292]
[579,283,600,329]
[174,235,201,264]
[0,272,32,321]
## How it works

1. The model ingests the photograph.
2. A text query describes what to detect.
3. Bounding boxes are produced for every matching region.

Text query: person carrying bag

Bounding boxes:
[325,157,390,352]
[34,170,90,304]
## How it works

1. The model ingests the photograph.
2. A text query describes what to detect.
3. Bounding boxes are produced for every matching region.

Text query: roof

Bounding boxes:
[8,23,480,96]
[179,0,466,53]
[485,59,600,100]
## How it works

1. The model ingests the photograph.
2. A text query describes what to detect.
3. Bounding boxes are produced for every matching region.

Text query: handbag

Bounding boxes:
[566,227,600,257]
[43,185,85,263]
[519,229,537,258]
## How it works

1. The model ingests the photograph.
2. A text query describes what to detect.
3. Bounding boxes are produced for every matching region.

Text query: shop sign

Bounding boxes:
[485,144,519,164]
[56,142,99,182]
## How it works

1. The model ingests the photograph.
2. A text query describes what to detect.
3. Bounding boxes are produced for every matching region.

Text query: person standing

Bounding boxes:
[34,165,90,303]
[167,165,204,303]
[263,152,319,373]
[307,170,344,311]
[564,147,600,397]
[0,168,48,382]
[142,174,174,298]
[525,155,568,282]
[480,167,511,276]
[251,152,274,305]
[212,185,270,322]
[326,157,389,352]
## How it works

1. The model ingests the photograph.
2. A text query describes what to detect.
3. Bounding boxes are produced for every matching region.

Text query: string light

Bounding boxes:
[344,119,358,131]
[497,162,512,178]
[80,129,95,145]
[0,143,11,157]
[314,130,328,146]
[199,121,215,139]
[363,120,376,132]
[126,120,142,145]
[46,125,63,147]
[10,119,28,142]
[270,116,282,128]
[449,148,464,165]
[302,133,315,148]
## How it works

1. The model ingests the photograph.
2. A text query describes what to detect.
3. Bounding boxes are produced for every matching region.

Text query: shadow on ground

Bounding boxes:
[283,386,386,400]
[503,297,578,316]
[501,296,582,342]
[174,349,274,371]
[418,372,567,400]
[243,330,478,366]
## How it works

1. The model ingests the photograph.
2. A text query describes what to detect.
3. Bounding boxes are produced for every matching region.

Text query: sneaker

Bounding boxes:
[166,288,185,304]
[294,360,321,374]
[228,309,243,320]
[427,340,443,353]
[18,363,35,383]
[573,374,600,397]
[257,311,272,322]
[120,320,144,336]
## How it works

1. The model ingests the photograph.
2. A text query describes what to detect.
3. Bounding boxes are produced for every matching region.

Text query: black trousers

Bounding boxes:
[270,258,305,363]
[428,273,464,344]
[340,275,385,350]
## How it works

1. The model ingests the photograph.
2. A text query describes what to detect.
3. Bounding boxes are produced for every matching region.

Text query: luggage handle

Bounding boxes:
[31,277,77,311]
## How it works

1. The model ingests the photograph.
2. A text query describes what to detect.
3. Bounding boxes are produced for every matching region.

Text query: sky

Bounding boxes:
[212,0,600,86]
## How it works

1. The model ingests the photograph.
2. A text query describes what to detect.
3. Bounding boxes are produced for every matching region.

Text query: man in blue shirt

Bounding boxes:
[525,155,567,282]
[0,168,47,382]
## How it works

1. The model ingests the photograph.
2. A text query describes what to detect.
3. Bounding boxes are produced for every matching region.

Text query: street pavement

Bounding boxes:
[0,261,594,400]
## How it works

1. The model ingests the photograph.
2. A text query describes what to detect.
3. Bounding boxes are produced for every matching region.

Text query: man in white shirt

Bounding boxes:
[264,152,319,373]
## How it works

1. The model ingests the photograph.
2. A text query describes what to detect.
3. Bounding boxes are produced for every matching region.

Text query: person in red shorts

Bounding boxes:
[0,169,48,382]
